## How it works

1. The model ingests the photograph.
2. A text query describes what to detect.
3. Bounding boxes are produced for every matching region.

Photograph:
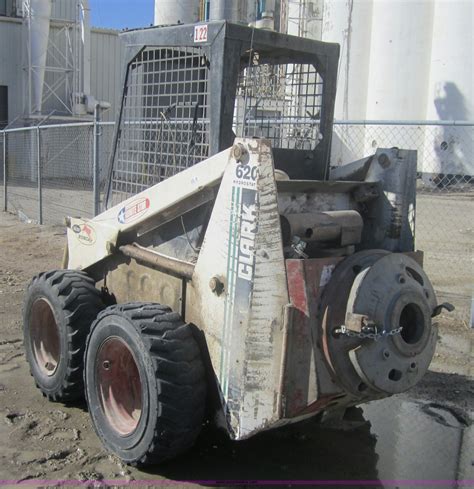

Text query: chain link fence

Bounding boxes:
[331,121,473,324]
[0,122,115,225]
[0,120,472,323]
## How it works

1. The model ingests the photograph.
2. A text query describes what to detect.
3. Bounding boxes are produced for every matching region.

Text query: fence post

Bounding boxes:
[93,105,100,216]
[37,126,43,225]
[3,130,6,212]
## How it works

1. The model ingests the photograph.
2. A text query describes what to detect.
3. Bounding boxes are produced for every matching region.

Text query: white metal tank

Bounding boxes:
[318,0,472,176]
[364,1,435,121]
[209,0,253,23]
[320,0,374,121]
[320,0,374,164]
[423,0,473,176]
[154,0,200,25]
[320,0,437,121]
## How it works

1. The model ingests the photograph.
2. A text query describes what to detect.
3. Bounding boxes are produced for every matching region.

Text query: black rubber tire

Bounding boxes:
[84,302,207,466]
[23,270,105,402]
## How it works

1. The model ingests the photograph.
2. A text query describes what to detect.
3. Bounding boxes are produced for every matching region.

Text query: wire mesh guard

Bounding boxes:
[234,57,324,151]
[108,46,210,207]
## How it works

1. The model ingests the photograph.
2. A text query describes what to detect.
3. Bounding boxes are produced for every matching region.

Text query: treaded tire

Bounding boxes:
[84,302,207,466]
[23,269,105,402]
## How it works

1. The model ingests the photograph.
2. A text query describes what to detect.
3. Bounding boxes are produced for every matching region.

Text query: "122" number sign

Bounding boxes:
[194,24,208,43]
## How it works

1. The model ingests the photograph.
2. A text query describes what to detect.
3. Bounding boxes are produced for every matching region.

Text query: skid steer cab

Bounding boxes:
[23,21,451,466]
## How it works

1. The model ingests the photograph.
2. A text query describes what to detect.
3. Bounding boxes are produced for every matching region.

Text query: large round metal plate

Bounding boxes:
[320,250,389,397]
[347,254,438,394]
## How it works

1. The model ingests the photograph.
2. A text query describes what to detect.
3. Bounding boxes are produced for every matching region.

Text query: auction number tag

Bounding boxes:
[194,24,208,43]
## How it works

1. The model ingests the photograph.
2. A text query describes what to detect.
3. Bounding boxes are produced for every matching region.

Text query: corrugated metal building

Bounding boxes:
[0,0,123,126]
[90,27,122,120]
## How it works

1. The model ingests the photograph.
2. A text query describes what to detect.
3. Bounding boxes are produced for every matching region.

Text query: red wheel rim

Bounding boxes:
[30,298,60,377]
[95,336,142,436]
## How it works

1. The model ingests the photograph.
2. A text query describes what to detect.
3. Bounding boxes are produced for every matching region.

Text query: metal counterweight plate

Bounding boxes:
[320,250,390,397]
[347,254,438,394]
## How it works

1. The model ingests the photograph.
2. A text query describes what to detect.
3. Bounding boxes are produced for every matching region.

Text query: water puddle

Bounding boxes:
[147,397,473,487]
[362,398,472,485]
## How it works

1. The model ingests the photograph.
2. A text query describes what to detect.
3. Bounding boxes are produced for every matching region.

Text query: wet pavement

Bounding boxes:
[136,396,473,488]
[362,398,472,485]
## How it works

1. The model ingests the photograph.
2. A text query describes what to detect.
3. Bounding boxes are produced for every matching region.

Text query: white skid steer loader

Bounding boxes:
[22,21,451,465]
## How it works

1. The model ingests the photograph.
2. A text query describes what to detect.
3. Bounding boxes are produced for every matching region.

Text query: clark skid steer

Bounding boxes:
[23,21,450,465]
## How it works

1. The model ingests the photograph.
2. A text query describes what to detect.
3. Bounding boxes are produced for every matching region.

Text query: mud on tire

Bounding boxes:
[83,302,207,466]
[23,270,105,402]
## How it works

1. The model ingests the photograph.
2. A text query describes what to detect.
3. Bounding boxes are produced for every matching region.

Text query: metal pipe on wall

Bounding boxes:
[36,126,42,224]
[27,0,52,114]
[79,0,91,97]
[2,131,6,212]
[93,105,100,216]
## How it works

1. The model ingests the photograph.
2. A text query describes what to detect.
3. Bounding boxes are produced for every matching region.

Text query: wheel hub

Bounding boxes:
[96,336,142,436]
[30,298,60,377]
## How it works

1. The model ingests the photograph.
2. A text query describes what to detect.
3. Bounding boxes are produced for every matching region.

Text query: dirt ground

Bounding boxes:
[0,211,472,487]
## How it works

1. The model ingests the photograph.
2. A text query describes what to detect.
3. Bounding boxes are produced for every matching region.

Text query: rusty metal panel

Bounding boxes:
[283,258,343,417]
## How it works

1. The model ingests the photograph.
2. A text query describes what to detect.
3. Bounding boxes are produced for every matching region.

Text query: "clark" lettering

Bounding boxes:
[238,204,257,281]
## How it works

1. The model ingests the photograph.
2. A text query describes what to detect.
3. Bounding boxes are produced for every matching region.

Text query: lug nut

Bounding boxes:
[103,360,111,370]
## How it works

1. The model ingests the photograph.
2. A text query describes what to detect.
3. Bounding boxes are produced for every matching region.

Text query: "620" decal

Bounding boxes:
[235,164,258,181]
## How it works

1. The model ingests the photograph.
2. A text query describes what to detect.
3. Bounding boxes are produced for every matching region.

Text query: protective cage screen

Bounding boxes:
[107,46,210,207]
[234,60,324,151]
